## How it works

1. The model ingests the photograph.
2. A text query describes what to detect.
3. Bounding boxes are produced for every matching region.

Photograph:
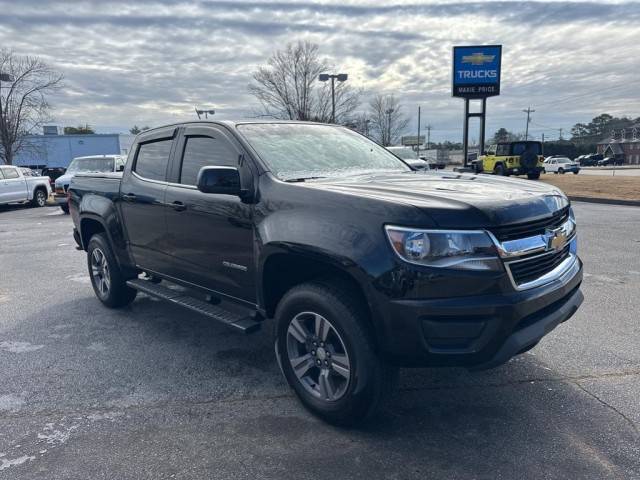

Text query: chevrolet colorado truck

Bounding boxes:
[0,165,51,207]
[68,121,583,425]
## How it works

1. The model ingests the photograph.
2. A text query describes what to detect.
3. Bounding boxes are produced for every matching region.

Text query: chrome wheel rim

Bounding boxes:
[286,311,351,402]
[36,191,46,206]
[90,248,111,296]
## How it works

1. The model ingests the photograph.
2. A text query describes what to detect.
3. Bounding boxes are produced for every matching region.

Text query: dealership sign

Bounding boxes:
[452,45,502,98]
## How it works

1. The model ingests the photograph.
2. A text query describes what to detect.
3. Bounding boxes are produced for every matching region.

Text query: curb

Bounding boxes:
[569,196,640,207]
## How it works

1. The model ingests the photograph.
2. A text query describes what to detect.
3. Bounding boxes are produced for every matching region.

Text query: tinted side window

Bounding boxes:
[134,140,172,181]
[1,167,19,179]
[179,135,237,186]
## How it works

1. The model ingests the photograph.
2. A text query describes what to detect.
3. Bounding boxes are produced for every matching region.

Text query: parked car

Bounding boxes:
[476,141,545,179]
[597,157,624,166]
[0,165,52,207]
[544,157,580,174]
[55,155,126,213]
[580,154,602,167]
[41,167,67,189]
[68,121,583,425]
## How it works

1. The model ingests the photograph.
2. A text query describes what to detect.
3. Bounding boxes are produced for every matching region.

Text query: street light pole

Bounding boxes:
[319,73,348,124]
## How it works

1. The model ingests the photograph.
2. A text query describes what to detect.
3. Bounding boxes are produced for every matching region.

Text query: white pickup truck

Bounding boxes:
[0,165,52,207]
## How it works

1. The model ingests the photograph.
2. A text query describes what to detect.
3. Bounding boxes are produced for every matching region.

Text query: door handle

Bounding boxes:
[122,193,137,202]
[170,200,186,212]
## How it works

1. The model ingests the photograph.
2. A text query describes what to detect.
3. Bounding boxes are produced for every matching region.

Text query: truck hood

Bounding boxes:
[305,171,569,228]
[55,172,75,187]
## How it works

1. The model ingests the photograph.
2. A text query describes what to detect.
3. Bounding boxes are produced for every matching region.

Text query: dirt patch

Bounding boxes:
[540,174,640,202]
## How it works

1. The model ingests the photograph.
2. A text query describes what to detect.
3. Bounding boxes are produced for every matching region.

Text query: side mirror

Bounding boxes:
[117,164,125,172]
[197,166,242,196]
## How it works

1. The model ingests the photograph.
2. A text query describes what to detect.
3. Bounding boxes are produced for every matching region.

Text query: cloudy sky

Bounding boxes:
[1,0,638,142]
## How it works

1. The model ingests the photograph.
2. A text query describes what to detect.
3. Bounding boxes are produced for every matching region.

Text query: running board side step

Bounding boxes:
[126,278,261,334]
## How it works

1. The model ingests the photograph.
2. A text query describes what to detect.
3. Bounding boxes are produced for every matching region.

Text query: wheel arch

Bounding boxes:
[259,249,378,341]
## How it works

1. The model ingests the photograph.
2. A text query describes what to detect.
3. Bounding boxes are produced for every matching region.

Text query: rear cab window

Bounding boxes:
[134,140,173,182]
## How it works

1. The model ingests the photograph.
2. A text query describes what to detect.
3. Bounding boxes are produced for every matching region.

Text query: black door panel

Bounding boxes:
[164,126,256,303]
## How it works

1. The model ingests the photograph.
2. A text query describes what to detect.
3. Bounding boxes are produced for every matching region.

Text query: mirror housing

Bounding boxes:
[117,164,125,172]
[197,166,242,196]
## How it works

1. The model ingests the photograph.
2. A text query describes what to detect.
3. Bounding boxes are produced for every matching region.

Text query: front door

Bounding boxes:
[164,125,255,303]
[118,129,176,273]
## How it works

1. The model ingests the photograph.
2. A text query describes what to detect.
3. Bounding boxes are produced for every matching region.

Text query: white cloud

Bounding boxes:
[0,0,638,141]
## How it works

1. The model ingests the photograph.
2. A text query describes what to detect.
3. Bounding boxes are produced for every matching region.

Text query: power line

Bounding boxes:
[533,83,633,108]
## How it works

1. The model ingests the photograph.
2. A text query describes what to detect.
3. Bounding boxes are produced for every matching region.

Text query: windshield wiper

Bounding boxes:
[284,176,327,183]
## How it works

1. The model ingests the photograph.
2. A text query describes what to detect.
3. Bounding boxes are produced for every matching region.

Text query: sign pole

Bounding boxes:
[463,99,469,167]
[416,106,421,160]
[479,97,487,156]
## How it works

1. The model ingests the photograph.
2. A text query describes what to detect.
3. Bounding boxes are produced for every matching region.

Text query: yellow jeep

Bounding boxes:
[475,141,545,180]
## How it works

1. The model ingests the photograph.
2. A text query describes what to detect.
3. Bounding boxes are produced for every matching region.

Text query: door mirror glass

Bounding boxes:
[197,166,242,196]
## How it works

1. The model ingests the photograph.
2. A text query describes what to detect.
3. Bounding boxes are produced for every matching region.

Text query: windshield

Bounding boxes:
[237,123,410,181]
[67,157,114,173]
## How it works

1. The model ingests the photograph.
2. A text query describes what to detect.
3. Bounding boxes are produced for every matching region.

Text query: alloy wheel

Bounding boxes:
[286,311,351,402]
[90,248,111,296]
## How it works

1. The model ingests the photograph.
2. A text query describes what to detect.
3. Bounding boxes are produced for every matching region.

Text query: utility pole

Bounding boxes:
[416,106,421,159]
[522,106,535,140]
[558,128,563,141]
[426,125,432,150]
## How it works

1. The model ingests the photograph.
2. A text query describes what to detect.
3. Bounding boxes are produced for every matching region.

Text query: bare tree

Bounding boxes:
[0,50,63,165]
[249,40,360,123]
[368,94,410,146]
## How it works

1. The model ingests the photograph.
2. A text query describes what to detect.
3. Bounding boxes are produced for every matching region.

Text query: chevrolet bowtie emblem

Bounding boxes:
[461,52,495,65]
[545,227,568,252]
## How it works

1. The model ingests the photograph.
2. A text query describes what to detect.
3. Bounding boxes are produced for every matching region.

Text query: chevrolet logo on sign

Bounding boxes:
[461,52,496,65]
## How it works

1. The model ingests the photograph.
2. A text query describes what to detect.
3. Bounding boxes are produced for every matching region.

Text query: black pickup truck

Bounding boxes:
[69,121,583,425]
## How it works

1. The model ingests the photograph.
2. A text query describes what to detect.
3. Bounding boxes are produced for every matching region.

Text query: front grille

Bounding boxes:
[507,244,571,286]
[490,207,569,242]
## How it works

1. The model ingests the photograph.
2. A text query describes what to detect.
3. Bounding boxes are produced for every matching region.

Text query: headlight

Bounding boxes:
[385,227,502,271]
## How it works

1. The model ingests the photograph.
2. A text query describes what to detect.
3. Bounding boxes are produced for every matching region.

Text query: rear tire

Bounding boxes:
[31,188,47,208]
[494,164,506,176]
[527,172,540,180]
[87,233,137,308]
[573,171,579,175]
[274,280,397,426]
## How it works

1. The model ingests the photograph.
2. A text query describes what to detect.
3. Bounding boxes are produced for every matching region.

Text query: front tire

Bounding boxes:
[87,233,137,308]
[494,164,506,176]
[558,168,565,174]
[275,281,396,426]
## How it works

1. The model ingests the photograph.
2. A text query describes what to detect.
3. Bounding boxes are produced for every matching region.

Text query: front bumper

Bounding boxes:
[374,256,583,369]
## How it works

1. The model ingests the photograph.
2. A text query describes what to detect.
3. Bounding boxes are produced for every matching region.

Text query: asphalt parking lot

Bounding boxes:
[1,202,639,479]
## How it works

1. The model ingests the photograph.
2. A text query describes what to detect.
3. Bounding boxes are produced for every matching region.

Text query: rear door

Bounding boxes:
[119,127,177,273]
[0,167,28,202]
[163,125,256,302]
